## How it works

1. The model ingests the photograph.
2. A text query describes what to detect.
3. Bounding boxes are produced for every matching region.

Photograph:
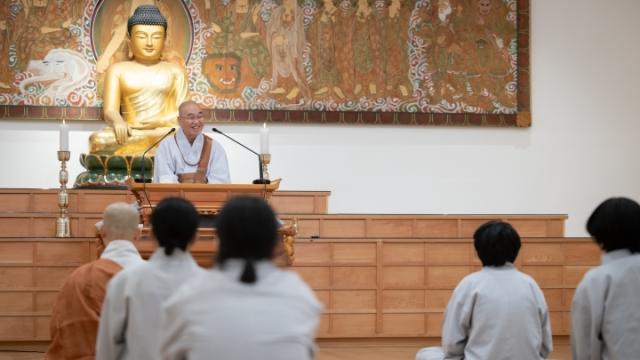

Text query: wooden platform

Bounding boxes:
[0,188,599,343]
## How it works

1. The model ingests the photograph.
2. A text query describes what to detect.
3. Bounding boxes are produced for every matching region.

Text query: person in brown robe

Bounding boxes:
[44,202,144,360]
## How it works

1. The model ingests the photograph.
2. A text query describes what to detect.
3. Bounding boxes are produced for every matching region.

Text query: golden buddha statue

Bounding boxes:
[89,5,187,156]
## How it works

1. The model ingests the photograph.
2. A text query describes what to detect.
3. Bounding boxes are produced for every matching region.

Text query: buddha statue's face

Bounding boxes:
[129,24,166,63]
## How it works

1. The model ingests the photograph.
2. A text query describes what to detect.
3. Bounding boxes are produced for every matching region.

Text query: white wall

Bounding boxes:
[0,0,639,236]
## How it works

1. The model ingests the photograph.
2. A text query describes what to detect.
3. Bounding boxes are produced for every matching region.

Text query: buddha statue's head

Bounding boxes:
[127,5,168,63]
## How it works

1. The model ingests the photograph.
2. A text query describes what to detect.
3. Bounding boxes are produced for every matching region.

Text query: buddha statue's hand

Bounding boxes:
[113,118,131,144]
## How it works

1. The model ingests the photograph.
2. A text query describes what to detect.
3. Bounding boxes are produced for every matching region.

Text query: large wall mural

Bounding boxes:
[0,0,530,126]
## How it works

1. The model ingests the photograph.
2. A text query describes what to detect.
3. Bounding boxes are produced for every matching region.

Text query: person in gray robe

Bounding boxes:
[416,220,552,360]
[571,197,640,360]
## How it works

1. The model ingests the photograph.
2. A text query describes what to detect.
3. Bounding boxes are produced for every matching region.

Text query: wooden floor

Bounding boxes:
[316,338,571,360]
[0,337,571,360]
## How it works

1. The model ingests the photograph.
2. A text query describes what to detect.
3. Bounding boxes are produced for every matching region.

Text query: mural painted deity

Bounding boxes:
[383,0,412,97]
[203,52,242,93]
[352,0,382,96]
[424,0,466,104]
[456,0,515,108]
[13,0,82,72]
[204,0,270,97]
[265,0,310,102]
[308,0,344,99]
[18,48,92,104]
[0,16,11,89]
[334,0,356,98]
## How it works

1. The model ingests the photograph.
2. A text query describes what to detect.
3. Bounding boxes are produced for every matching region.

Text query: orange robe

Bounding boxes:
[45,258,123,360]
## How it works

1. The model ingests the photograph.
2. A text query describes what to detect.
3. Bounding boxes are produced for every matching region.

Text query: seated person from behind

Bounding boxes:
[45,203,144,360]
[571,197,640,359]
[416,220,552,360]
[153,101,230,183]
[89,5,187,156]
[159,196,323,360]
[97,197,206,360]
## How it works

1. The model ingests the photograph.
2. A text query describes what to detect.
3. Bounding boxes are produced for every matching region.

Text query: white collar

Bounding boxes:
[176,128,204,164]
[602,248,633,264]
[149,248,198,267]
[215,259,278,282]
[481,262,516,271]
[100,240,144,269]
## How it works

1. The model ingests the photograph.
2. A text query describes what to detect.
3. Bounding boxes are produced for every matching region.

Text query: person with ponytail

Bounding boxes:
[159,196,323,360]
[97,197,205,360]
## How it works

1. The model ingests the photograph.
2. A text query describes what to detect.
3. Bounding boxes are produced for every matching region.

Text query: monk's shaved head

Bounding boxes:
[101,202,140,242]
[178,101,201,116]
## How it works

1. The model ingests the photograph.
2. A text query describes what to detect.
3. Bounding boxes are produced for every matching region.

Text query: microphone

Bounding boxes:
[137,128,176,183]
[211,127,270,184]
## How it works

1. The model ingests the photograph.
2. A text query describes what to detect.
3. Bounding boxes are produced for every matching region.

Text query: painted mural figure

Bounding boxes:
[266,0,310,102]
[352,0,382,96]
[14,0,81,73]
[334,0,356,98]
[384,0,411,97]
[458,0,514,108]
[426,0,465,104]
[18,49,91,103]
[204,0,270,96]
[0,17,11,89]
[308,0,344,99]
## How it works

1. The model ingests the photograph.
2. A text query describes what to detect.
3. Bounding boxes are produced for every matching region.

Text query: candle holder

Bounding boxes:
[260,153,271,181]
[56,150,71,238]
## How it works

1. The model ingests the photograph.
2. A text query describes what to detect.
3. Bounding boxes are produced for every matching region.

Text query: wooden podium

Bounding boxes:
[127,179,297,265]
[128,179,281,219]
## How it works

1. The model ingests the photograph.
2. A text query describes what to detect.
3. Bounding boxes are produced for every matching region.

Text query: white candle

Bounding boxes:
[260,123,269,154]
[59,119,69,151]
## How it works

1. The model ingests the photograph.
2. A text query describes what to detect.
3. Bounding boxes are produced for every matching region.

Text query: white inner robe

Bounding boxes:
[154,128,231,184]
[100,240,145,269]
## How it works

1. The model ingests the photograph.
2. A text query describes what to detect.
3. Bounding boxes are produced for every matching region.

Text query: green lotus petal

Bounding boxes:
[105,156,128,170]
[130,156,154,172]
[84,154,106,171]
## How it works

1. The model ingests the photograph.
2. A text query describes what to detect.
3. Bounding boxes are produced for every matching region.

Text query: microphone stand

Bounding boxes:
[211,128,270,184]
[139,128,176,211]
[139,128,176,183]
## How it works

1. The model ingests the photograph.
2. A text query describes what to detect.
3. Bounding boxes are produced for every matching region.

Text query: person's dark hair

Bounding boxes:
[151,197,199,256]
[586,197,640,253]
[128,5,168,34]
[215,196,279,284]
[473,220,521,267]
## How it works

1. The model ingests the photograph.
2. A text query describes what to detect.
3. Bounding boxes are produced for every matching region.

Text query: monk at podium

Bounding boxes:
[89,5,188,156]
[154,101,231,183]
